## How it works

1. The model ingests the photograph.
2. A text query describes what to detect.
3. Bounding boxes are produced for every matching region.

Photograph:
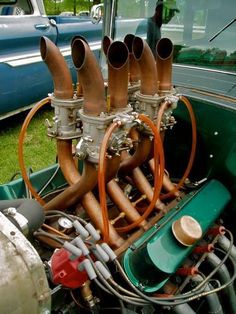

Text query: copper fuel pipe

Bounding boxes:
[156,37,174,93]
[40,36,74,99]
[107,40,129,111]
[124,34,140,84]
[132,36,157,95]
[72,38,107,116]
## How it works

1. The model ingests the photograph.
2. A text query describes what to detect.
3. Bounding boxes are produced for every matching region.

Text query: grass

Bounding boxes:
[43,0,93,15]
[0,107,57,185]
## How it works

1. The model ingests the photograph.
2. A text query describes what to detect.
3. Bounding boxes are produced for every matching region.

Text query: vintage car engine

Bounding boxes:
[1,35,236,314]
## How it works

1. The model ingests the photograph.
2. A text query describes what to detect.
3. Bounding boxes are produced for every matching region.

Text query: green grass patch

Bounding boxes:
[43,0,93,15]
[0,107,57,185]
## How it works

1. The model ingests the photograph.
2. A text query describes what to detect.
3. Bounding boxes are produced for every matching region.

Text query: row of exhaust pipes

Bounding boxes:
[17,32,235,314]
[40,33,179,248]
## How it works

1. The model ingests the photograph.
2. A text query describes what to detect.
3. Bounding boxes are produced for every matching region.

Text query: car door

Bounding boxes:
[0,0,57,117]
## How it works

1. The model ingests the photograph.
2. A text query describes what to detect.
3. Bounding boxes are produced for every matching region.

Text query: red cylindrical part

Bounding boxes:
[176,266,198,277]
[207,226,226,236]
[51,248,88,288]
[193,244,215,254]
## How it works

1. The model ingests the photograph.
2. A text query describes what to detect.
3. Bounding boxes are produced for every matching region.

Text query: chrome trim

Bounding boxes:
[0,41,101,67]
[174,63,236,76]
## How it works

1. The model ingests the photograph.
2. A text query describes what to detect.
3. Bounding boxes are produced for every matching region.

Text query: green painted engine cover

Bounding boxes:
[123,180,231,292]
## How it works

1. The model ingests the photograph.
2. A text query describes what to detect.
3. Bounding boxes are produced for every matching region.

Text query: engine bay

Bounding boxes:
[1,34,236,314]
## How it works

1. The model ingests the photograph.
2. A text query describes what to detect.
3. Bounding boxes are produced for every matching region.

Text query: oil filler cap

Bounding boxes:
[172,215,202,246]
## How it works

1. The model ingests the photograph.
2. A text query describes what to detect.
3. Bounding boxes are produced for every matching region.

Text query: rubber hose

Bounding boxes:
[0,199,45,235]
[192,275,224,314]
[206,252,236,314]
[170,303,196,314]
[160,95,197,200]
[18,97,50,205]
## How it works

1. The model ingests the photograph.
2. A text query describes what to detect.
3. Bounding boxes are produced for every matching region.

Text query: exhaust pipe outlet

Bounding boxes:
[156,37,174,93]
[133,36,157,95]
[124,34,140,84]
[41,37,82,140]
[40,36,74,99]
[72,38,106,116]
[102,35,113,56]
[107,41,129,111]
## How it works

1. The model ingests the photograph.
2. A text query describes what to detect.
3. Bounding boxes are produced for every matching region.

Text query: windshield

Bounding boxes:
[114,0,236,73]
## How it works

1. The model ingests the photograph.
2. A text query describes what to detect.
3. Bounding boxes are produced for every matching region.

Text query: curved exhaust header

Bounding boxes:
[40,36,74,99]
[156,37,174,92]
[107,41,129,110]
[124,34,140,84]
[102,35,113,56]
[72,38,106,116]
[133,36,157,95]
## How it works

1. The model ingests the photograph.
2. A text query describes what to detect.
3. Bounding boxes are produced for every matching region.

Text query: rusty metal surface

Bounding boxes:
[72,38,106,116]
[40,36,74,99]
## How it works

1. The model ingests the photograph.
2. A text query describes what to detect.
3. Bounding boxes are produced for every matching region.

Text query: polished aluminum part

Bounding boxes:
[0,212,51,314]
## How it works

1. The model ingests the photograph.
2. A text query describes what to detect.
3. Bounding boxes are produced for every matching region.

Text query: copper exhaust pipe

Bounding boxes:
[133,36,157,95]
[57,140,79,185]
[55,140,124,247]
[132,167,165,211]
[118,136,152,176]
[107,41,129,111]
[82,192,125,248]
[156,38,174,93]
[102,35,113,56]
[124,34,140,84]
[44,161,98,211]
[72,38,106,115]
[71,36,89,97]
[148,159,179,197]
[107,179,147,229]
[41,38,123,246]
[57,139,120,185]
[40,36,74,99]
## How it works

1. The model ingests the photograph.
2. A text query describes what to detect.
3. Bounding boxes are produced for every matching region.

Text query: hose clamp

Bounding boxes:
[3,207,29,236]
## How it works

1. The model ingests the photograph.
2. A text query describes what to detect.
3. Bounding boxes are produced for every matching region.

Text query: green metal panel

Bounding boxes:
[0,164,67,200]
[164,93,236,215]
[123,180,231,292]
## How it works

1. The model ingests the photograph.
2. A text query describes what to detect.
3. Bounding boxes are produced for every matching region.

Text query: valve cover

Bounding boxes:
[123,180,231,292]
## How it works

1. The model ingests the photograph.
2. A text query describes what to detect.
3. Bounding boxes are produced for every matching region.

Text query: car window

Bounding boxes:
[0,0,32,15]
